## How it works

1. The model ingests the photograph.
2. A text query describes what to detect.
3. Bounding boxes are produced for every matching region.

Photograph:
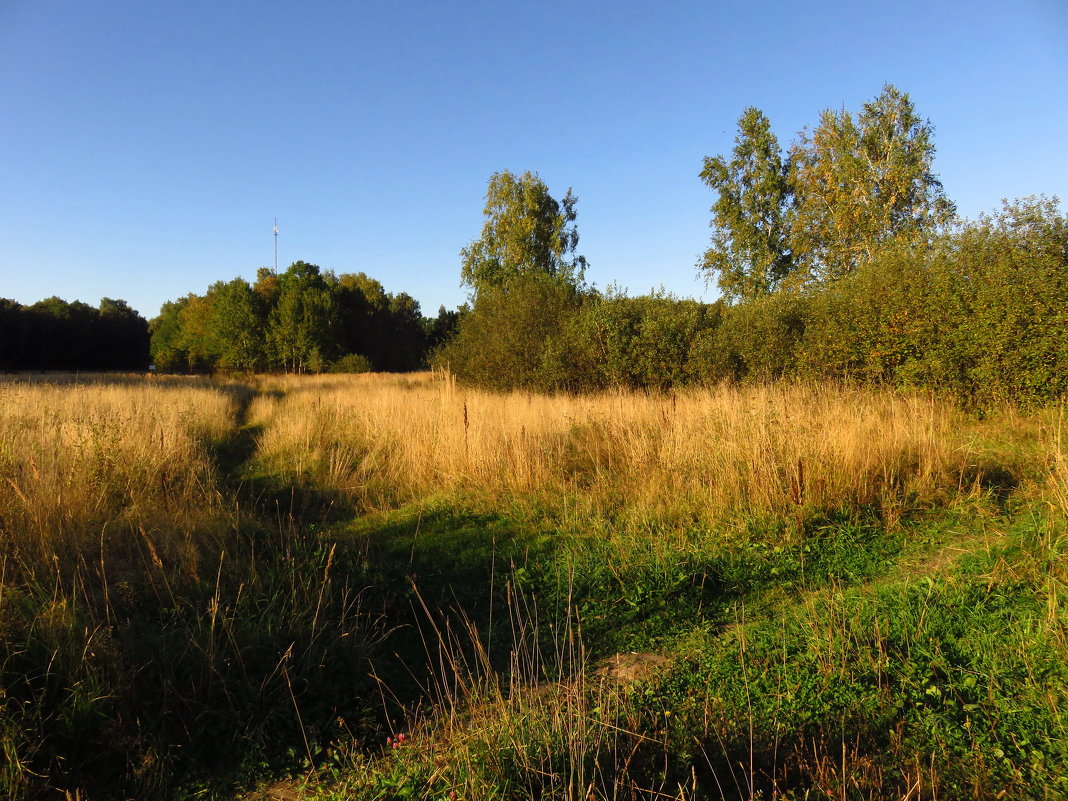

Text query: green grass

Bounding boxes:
[289,500,1064,801]
[9,483,1060,799]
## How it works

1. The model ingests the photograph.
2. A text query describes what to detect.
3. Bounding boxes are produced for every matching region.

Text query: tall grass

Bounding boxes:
[1,373,1063,799]
[250,372,997,523]
[0,376,236,567]
[319,588,684,801]
[0,375,379,799]
[248,375,1068,801]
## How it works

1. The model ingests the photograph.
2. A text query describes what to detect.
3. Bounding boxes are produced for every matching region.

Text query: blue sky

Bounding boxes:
[2,0,1065,319]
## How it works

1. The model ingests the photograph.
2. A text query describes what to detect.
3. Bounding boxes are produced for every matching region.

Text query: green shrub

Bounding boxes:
[329,353,374,373]
[544,290,722,391]
[434,274,582,391]
[692,290,810,383]
[711,196,1068,408]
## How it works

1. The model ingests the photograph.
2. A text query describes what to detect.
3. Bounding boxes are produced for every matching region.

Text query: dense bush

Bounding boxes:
[329,353,374,373]
[545,291,723,391]
[797,197,1068,407]
[698,288,808,383]
[434,274,582,392]
[438,283,722,393]
[442,197,1067,409]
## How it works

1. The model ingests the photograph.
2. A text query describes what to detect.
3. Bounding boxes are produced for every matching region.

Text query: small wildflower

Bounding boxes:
[391,741,399,749]
[397,733,407,743]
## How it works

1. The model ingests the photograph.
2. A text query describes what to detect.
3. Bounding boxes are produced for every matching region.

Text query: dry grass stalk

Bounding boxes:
[0,376,236,566]
[249,373,978,524]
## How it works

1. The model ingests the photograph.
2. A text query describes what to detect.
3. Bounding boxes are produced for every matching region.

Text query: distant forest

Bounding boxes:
[148,263,458,374]
[0,266,458,374]
[3,84,1066,408]
[0,297,149,371]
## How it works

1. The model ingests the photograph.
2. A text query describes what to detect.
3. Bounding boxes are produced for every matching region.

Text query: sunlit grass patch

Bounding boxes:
[244,372,1026,526]
[0,373,1065,800]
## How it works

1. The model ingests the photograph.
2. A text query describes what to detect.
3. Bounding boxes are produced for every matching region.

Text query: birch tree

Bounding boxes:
[789,84,955,282]
[698,107,793,302]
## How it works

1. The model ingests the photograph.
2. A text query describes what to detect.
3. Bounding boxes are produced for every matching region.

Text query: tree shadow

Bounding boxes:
[351,508,547,720]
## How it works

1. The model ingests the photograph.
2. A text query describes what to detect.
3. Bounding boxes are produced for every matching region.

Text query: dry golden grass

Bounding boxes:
[248,372,1005,525]
[3,371,1060,564]
[1050,415,1068,520]
[0,373,1063,799]
[0,375,237,566]
[5,373,1061,555]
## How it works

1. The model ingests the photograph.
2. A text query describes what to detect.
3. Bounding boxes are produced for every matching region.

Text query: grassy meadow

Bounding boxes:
[0,372,1065,800]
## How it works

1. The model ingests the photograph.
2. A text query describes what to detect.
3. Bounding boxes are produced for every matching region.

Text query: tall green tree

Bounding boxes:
[27,297,98,369]
[97,297,150,369]
[380,291,427,371]
[460,170,587,293]
[334,273,429,371]
[789,84,955,282]
[267,261,340,373]
[150,297,192,371]
[335,271,387,365]
[253,267,282,309]
[699,107,793,302]
[424,304,461,352]
[0,299,24,369]
[174,293,216,372]
[206,278,267,370]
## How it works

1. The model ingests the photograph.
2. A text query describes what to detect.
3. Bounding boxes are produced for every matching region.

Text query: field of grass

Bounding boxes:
[0,372,1064,800]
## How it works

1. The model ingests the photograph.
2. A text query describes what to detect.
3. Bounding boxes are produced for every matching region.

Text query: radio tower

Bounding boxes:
[273,218,279,272]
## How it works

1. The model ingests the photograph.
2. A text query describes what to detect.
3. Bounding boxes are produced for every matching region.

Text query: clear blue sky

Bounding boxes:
[2,0,1066,319]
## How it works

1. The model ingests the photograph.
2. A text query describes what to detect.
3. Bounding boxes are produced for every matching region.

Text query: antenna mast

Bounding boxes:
[273,218,279,272]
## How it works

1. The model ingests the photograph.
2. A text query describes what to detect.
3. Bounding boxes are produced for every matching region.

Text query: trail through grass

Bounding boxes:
[0,373,1064,800]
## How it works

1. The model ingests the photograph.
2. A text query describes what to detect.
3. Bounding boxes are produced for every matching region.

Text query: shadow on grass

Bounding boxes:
[4,375,941,800]
[205,383,360,526]
[346,507,550,721]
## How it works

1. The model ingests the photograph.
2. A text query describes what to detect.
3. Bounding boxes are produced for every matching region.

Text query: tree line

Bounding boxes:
[1,264,458,374]
[438,85,1068,408]
[150,262,458,373]
[6,82,1064,402]
[0,297,149,371]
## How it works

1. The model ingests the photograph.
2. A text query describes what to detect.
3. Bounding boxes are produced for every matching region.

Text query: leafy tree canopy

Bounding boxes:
[150,262,444,374]
[699,107,793,302]
[1,296,149,371]
[699,85,955,295]
[460,170,587,294]
[789,84,955,281]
